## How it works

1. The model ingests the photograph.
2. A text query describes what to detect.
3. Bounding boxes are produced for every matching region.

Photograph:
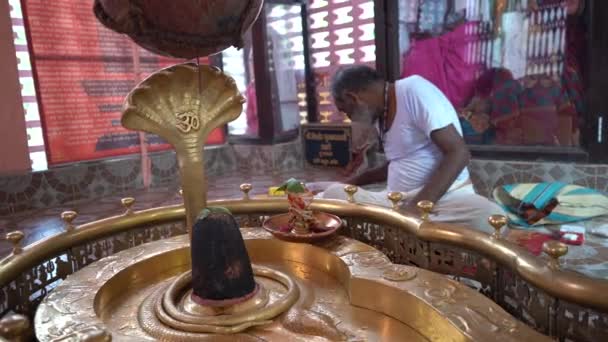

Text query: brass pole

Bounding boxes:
[177,155,207,232]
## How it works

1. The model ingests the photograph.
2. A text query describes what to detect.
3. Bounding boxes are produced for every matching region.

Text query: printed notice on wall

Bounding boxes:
[302,124,352,168]
[22,0,222,165]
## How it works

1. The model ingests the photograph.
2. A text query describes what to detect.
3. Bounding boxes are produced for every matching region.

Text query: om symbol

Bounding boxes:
[175,111,200,133]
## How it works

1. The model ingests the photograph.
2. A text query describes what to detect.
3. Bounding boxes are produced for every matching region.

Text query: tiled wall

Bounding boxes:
[1,139,606,215]
[0,141,304,215]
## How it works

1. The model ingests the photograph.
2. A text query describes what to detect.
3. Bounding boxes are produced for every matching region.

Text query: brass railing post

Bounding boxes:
[121,197,136,215]
[61,211,78,231]
[417,201,434,221]
[343,185,358,203]
[387,192,403,211]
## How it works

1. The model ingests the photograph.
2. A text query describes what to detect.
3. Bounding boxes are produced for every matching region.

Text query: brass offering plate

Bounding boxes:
[35,229,549,341]
[262,212,342,243]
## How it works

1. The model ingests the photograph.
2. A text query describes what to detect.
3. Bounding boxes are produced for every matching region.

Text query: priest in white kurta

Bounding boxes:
[316,65,504,234]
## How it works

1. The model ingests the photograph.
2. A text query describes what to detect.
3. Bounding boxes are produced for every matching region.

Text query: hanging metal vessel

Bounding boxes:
[93,0,264,59]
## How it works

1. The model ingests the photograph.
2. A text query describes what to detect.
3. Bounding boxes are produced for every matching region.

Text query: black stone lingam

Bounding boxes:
[190,207,258,306]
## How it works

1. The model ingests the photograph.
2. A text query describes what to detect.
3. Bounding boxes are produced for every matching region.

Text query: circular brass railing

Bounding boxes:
[2,197,607,311]
[0,186,607,341]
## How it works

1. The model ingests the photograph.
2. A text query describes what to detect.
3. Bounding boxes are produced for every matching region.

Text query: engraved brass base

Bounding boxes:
[35,229,549,341]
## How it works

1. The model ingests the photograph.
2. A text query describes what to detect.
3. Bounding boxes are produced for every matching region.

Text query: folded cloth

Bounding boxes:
[493,182,608,228]
[494,186,560,225]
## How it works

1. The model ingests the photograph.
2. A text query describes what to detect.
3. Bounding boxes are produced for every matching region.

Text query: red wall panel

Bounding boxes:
[21,0,221,165]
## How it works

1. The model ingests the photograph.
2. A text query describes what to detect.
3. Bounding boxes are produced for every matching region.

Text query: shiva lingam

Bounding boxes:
[137,207,304,338]
[263,179,342,242]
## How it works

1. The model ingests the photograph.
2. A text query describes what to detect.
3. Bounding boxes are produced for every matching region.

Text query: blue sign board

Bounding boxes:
[302,124,352,168]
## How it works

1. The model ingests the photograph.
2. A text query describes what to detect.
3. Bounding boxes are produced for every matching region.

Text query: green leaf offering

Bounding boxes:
[276,178,306,194]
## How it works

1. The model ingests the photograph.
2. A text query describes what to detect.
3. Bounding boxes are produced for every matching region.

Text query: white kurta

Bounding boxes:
[317,75,504,233]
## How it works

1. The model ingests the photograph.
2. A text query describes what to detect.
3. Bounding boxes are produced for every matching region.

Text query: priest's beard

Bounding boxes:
[350,103,381,126]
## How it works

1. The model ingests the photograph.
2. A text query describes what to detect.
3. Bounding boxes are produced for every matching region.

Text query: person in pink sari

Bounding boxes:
[402,21,480,109]
[460,67,577,147]
[459,68,523,145]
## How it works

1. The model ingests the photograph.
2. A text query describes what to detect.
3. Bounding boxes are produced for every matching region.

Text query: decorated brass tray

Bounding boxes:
[262,212,342,243]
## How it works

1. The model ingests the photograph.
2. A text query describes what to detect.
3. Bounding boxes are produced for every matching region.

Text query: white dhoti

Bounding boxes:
[316,179,505,234]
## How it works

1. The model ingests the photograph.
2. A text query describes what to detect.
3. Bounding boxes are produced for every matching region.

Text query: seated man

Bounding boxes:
[317,65,504,233]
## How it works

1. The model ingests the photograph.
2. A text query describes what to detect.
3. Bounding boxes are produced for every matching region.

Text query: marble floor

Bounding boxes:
[1,168,608,281]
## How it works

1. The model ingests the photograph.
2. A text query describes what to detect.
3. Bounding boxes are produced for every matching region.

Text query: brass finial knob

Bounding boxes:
[543,240,568,270]
[240,183,252,200]
[488,214,508,238]
[344,185,358,203]
[387,192,403,211]
[0,313,32,341]
[61,211,78,231]
[5,231,24,255]
[417,201,434,221]
[121,197,135,215]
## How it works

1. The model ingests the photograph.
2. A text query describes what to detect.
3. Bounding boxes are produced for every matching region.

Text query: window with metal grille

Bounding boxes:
[397,0,587,154]
[225,1,311,140]
[223,45,250,136]
[9,0,46,171]
[308,0,376,123]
